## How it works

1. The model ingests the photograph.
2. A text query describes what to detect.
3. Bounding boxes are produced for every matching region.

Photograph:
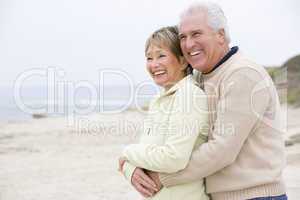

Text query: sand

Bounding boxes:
[0,107,300,200]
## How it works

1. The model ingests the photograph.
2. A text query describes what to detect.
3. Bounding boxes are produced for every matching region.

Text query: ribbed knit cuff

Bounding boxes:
[123,162,137,183]
[159,173,179,187]
[211,181,286,200]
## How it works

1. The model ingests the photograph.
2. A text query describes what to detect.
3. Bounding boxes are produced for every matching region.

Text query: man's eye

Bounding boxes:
[179,35,186,40]
[193,32,201,37]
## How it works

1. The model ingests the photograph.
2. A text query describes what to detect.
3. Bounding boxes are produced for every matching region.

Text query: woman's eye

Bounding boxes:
[146,57,153,61]
[159,54,166,58]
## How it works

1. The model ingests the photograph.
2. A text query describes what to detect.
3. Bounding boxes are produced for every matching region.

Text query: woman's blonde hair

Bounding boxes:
[145,26,192,75]
[145,26,182,60]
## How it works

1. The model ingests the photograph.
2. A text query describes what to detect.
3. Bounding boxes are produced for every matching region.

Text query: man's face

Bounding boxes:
[179,13,225,73]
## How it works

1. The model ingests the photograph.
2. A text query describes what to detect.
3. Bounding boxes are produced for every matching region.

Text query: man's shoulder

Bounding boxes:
[224,52,270,83]
[227,52,264,73]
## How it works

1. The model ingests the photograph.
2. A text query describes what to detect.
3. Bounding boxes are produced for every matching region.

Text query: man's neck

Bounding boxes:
[203,46,236,75]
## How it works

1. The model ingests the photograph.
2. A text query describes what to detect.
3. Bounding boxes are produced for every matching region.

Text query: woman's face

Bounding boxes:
[146,45,186,89]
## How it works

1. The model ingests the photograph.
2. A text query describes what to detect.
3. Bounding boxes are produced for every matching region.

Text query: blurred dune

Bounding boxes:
[267,54,300,107]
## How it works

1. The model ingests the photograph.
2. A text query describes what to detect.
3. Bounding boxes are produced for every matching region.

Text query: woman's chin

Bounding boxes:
[153,79,168,87]
[154,82,166,88]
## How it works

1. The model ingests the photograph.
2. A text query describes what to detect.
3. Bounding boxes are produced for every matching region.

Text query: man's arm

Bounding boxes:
[159,68,271,186]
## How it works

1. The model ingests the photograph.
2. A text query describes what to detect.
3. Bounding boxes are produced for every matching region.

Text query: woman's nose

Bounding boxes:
[149,60,160,68]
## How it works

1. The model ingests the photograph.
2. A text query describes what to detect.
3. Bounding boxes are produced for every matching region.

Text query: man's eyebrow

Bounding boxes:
[191,29,203,33]
[179,29,203,37]
[178,33,185,37]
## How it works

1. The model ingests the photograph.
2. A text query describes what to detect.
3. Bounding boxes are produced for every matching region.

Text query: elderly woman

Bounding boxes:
[119,26,209,200]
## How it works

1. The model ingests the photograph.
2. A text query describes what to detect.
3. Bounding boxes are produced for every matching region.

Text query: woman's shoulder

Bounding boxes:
[177,75,206,96]
[174,75,208,112]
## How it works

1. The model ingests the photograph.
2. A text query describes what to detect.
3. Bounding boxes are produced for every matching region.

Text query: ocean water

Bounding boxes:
[0,85,159,123]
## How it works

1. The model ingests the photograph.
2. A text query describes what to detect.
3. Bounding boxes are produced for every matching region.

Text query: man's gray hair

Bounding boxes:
[180,1,231,43]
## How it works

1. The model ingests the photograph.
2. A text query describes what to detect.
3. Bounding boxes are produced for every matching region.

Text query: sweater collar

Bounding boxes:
[160,75,192,97]
[202,46,239,75]
[192,50,242,84]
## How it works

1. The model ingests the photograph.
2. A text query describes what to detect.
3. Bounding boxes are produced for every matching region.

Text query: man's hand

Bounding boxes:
[131,167,159,198]
[146,170,163,191]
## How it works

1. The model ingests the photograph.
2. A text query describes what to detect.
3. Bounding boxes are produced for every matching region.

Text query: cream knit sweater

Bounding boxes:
[122,75,209,200]
[159,51,286,200]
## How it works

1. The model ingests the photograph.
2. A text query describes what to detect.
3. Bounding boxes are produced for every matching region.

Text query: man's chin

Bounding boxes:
[191,64,206,72]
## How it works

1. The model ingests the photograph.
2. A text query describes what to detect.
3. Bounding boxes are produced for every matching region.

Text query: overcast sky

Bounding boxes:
[0,0,299,87]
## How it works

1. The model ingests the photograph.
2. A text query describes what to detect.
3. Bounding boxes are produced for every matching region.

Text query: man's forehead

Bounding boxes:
[179,13,208,33]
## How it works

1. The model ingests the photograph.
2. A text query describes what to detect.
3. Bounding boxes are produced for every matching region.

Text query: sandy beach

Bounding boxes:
[1,107,300,200]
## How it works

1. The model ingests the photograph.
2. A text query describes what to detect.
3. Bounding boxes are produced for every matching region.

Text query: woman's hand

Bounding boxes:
[131,167,158,198]
[118,157,161,197]
[118,157,127,172]
[146,170,163,191]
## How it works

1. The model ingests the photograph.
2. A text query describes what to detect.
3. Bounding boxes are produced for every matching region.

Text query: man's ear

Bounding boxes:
[217,28,226,44]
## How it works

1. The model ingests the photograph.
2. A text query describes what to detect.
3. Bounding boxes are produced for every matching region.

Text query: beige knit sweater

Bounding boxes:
[159,51,286,200]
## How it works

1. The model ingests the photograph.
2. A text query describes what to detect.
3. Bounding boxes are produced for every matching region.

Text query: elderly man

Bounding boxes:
[120,2,287,200]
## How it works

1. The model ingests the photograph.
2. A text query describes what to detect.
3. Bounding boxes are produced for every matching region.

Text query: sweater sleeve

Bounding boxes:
[122,161,137,183]
[159,68,271,186]
[122,85,208,173]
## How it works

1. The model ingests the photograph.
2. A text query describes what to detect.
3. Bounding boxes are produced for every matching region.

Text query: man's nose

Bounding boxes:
[185,37,195,50]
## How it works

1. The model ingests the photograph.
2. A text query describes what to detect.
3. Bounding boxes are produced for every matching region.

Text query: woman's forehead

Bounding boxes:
[147,43,169,53]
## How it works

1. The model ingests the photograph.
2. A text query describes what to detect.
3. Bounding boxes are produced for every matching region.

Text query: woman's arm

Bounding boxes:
[123,85,208,173]
[122,161,137,181]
